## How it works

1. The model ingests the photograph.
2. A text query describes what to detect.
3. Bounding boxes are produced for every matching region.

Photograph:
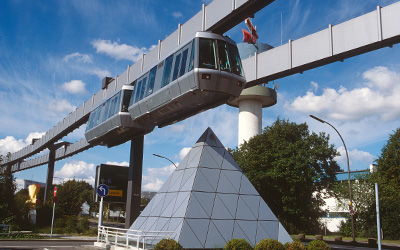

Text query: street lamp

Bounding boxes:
[152,154,177,168]
[309,114,355,242]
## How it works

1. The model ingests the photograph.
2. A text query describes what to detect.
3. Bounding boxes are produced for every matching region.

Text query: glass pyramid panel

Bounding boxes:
[259,220,279,240]
[235,195,258,220]
[278,222,293,244]
[239,173,259,195]
[171,191,191,218]
[179,168,197,192]
[191,191,216,217]
[240,195,261,220]
[212,220,235,243]
[217,170,242,194]
[192,168,220,192]
[258,199,278,221]
[211,194,235,219]
[204,221,227,249]
[236,220,258,245]
[179,219,208,248]
[160,192,179,217]
[186,219,211,248]
[185,146,203,169]
[198,146,225,169]
[221,151,242,171]
[168,170,185,192]
[232,220,252,245]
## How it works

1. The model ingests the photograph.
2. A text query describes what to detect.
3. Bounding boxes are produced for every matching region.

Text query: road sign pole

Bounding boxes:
[98,196,104,229]
[50,202,55,238]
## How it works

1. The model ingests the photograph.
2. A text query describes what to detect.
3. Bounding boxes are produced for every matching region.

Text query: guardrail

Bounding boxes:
[0,224,11,236]
[97,226,175,250]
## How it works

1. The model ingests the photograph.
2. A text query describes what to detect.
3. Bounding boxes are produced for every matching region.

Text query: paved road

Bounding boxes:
[0,240,96,250]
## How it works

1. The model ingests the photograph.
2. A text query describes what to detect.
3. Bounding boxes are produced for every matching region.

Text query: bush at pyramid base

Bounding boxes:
[129,127,292,248]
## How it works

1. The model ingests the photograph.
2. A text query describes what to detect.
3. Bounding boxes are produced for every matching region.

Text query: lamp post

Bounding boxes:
[152,154,177,168]
[309,115,355,242]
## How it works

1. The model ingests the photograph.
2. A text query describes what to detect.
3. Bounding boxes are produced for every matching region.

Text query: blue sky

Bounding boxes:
[1,0,400,191]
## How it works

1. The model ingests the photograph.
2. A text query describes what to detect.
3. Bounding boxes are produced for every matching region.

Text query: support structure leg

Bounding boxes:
[44,149,55,204]
[125,136,144,228]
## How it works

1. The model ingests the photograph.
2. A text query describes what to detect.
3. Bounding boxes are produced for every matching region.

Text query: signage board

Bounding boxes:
[94,164,129,203]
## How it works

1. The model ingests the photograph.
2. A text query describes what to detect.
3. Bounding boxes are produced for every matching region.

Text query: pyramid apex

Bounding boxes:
[194,127,224,148]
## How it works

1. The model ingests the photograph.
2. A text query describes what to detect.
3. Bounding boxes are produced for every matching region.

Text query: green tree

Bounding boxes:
[229,118,340,233]
[55,179,94,217]
[0,153,17,225]
[373,128,400,239]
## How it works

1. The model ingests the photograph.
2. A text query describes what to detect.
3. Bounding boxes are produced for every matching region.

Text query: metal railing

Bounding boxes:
[0,224,11,236]
[97,226,175,250]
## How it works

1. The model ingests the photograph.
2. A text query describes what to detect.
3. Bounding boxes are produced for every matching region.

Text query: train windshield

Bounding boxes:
[217,41,232,72]
[227,43,244,77]
[199,38,217,69]
[121,90,132,112]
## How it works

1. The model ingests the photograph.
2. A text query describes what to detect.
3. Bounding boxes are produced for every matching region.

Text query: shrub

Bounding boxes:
[255,239,283,250]
[154,238,183,250]
[307,240,330,250]
[225,239,253,250]
[283,240,306,250]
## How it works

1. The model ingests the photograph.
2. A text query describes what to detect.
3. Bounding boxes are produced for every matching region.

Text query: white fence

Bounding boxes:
[97,226,175,250]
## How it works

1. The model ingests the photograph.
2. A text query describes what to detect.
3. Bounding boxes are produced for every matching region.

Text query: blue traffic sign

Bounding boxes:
[97,184,109,197]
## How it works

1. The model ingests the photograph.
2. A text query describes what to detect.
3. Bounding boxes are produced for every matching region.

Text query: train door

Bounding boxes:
[177,41,195,93]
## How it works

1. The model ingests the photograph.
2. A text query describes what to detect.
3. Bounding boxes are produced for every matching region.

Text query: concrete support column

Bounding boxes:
[44,149,55,204]
[238,99,262,145]
[125,136,144,228]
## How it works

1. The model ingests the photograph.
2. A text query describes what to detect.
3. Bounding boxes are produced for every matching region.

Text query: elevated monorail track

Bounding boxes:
[2,1,400,173]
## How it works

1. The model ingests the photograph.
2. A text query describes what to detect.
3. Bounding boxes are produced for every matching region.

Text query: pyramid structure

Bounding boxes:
[129,128,292,248]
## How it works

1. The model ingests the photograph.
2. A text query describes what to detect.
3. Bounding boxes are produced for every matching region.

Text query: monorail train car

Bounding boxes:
[128,31,246,128]
[84,85,154,147]
[85,32,246,147]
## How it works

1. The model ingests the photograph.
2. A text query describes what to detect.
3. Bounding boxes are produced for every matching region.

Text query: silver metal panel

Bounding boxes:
[106,79,117,98]
[169,80,181,99]
[161,30,179,59]
[83,97,94,116]
[205,0,232,31]
[147,87,171,111]
[138,100,148,115]
[56,122,63,137]
[143,46,159,72]
[257,44,290,77]
[75,105,84,121]
[93,92,104,109]
[241,55,256,82]
[68,112,75,126]
[332,11,379,55]
[129,61,142,83]
[381,2,400,40]
[181,12,203,42]
[235,0,247,8]
[117,71,129,89]
[292,29,330,68]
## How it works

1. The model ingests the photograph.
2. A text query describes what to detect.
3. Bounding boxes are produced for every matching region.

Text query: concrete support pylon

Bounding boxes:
[228,85,277,146]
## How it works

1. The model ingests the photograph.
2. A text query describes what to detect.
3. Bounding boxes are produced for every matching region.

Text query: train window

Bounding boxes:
[146,66,157,96]
[129,81,137,106]
[139,77,147,101]
[86,113,94,131]
[121,90,132,112]
[188,41,195,72]
[93,107,101,128]
[161,54,174,88]
[172,53,181,81]
[217,41,231,72]
[199,38,217,69]
[228,43,244,77]
[108,95,118,118]
[114,92,121,114]
[179,48,189,77]
[101,99,111,122]
[134,80,143,103]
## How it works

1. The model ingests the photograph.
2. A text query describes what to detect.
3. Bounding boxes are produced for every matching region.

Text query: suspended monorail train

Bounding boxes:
[85,32,246,147]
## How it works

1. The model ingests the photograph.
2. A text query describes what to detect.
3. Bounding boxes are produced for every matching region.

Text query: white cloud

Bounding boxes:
[63,52,92,63]
[172,12,183,19]
[179,147,191,160]
[0,132,46,156]
[0,136,25,156]
[61,80,86,94]
[47,99,76,113]
[334,146,375,169]
[105,161,129,167]
[310,81,318,92]
[91,39,151,62]
[287,66,400,122]
[90,69,112,79]
[54,160,96,185]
